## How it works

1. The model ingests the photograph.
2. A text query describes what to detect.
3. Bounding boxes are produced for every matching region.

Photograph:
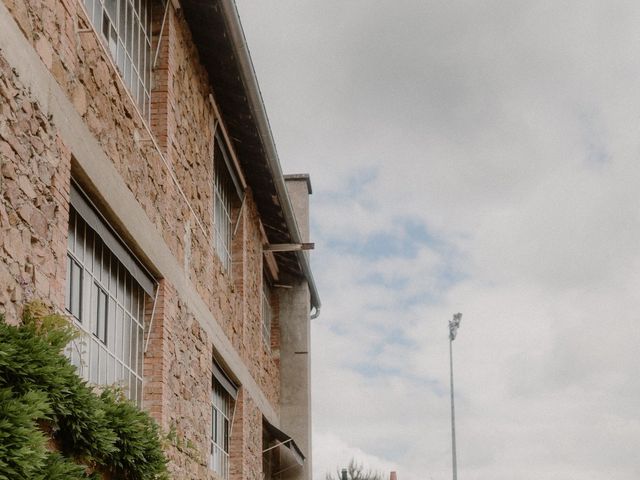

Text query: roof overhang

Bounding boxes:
[179,0,320,317]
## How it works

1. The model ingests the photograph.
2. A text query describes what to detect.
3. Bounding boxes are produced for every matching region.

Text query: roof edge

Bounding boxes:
[218,0,321,317]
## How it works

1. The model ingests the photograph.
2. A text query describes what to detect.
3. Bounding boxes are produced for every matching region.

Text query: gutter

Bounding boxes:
[218,0,321,319]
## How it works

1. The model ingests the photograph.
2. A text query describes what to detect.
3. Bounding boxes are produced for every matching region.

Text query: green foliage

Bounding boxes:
[100,389,168,479]
[41,452,95,480]
[0,303,168,480]
[0,388,51,479]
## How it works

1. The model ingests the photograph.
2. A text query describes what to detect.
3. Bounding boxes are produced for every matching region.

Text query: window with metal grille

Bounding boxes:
[211,379,232,478]
[213,141,234,273]
[65,203,148,406]
[82,0,152,120]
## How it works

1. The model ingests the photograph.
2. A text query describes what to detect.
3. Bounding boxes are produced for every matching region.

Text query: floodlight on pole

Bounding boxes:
[449,313,462,480]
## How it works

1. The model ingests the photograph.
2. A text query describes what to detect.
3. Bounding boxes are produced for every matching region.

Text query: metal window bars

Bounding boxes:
[82,0,152,120]
[65,207,146,406]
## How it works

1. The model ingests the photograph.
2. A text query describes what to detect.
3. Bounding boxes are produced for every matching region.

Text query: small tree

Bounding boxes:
[326,458,384,480]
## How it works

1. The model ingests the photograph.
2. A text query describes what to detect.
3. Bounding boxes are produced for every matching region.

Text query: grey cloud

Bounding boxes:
[236,1,640,479]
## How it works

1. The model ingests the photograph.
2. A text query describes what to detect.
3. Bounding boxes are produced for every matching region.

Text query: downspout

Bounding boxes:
[219,0,321,319]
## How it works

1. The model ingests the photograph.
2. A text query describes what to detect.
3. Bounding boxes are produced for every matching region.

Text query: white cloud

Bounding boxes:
[236,1,640,479]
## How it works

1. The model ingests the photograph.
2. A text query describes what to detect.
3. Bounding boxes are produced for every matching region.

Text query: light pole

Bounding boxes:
[449,313,462,480]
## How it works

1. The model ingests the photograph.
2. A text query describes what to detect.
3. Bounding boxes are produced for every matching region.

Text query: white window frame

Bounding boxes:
[65,185,154,406]
[211,378,232,478]
[82,0,152,120]
[213,132,242,273]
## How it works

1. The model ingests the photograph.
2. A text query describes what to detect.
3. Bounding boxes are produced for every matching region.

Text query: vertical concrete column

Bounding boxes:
[284,174,312,242]
[280,175,313,480]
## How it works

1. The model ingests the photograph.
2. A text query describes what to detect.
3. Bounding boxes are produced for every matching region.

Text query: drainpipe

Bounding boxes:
[218,0,321,319]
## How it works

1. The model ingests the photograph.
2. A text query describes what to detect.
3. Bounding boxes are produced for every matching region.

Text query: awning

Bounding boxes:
[70,183,155,296]
[262,419,305,468]
[213,361,238,399]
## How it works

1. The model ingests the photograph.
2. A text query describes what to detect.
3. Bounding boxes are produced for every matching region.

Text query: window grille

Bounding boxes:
[65,206,146,406]
[82,0,152,120]
[211,380,232,478]
[213,142,234,272]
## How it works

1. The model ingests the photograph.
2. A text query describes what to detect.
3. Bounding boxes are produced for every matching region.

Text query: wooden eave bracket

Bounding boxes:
[264,251,279,282]
[265,243,315,252]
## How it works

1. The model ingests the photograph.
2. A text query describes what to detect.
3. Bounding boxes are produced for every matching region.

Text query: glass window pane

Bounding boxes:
[137,322,143,372]
[95,240,103,283]
[94,285,108,343]
[90,281,98,334]
[104,0,117,20]
[130,320,137,371]
[107,354,115,385]
[117,263,125,301]
[132,17,139,66]
[118,0,126,40]
[128,372,136,401]
[117,40,125,73]
[135,377,142,406]
[93,2,102,28]
[138,79,144,110]
[98,346,107,384]
[116,306,125,360]
[125,275,133,314]
[85,228,95,273]
[68,210,76,252]
[89,340,99,384]
[124,54,132,86]
[123,314,131,368]
[109,25,117,57]
[126,2,134,53]
[107,297,116,349]
[65,255,72,311]
[71,260,83,321]
[102,10,111,43]
[76,217,86,263]
[132,286,139,321]
[117,362,125,387]
[109,255,118,296]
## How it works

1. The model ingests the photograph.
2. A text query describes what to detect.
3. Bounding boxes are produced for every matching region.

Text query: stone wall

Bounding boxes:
[0,0,285,477]
[0,52,71,323]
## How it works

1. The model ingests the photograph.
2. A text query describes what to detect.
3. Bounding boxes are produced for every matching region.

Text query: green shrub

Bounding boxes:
[0,302,168,480]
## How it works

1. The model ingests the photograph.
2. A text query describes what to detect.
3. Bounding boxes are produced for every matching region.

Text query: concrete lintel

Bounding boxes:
[0,1,278,425]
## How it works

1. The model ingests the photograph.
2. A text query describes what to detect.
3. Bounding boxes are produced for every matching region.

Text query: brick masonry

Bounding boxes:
[0,0,293,478]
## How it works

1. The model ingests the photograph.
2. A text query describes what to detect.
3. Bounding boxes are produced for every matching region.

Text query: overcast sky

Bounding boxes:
[234,2,640,479]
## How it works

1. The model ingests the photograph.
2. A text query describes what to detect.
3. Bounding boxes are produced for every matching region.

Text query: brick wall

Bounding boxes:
[230,390,263,480]
[0,0,285,477]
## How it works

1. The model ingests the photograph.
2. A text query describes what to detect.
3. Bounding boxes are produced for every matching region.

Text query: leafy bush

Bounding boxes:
[0,302,168,480]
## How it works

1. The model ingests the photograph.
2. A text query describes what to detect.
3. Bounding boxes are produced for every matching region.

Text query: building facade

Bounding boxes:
[0,0,320,478]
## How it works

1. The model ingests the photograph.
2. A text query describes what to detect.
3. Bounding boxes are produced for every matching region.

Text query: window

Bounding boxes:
[65,185,154,406]
[213,140,235,273]
[82,0,152,119]
[211,362,237,479]
[262,279,271,346]
[211,381,231,478]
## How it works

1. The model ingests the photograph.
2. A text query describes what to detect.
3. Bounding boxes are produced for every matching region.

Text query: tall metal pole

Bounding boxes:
[449,313,462,480]
[449,333,457,480]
